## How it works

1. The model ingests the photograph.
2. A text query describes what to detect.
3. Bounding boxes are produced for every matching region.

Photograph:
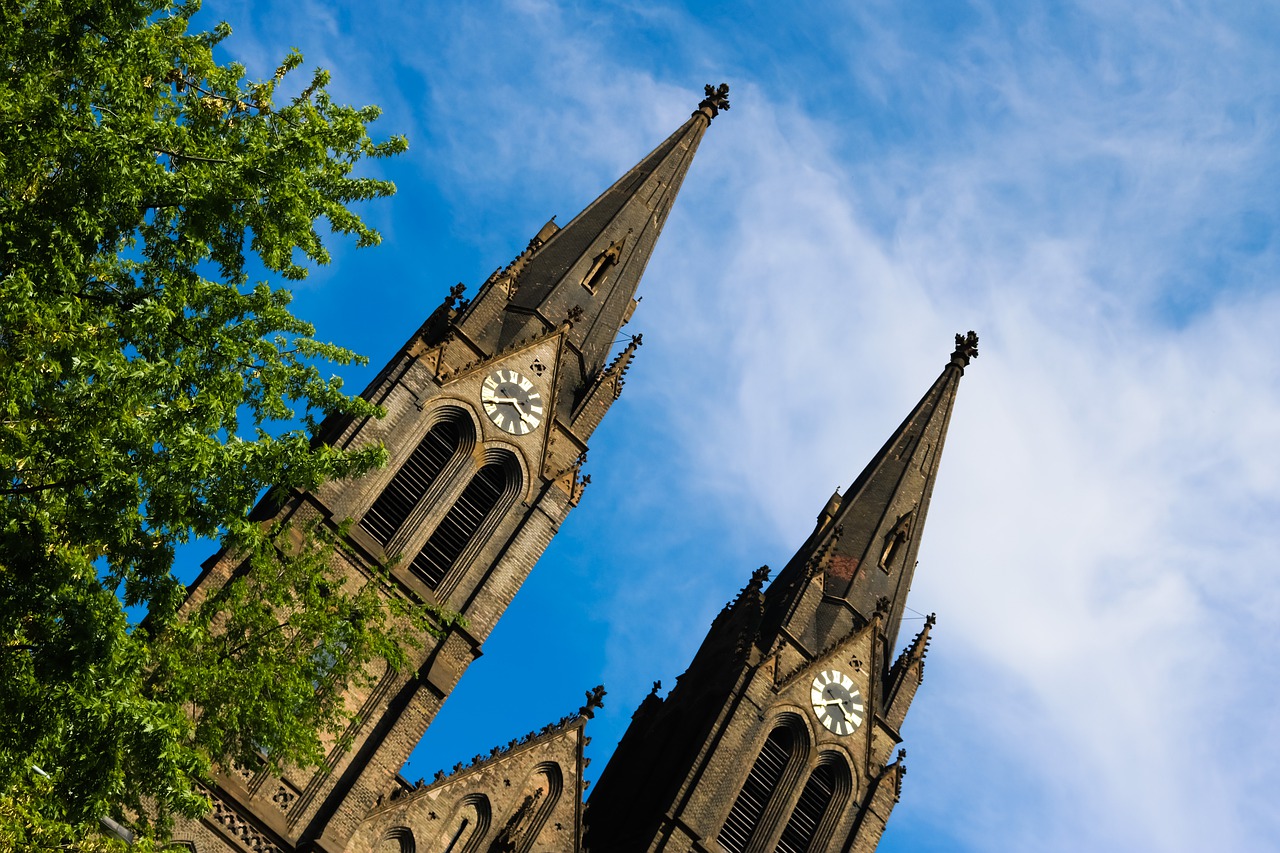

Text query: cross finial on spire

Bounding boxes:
[697,82,731,119]
[579,684,607,718]
[951,330,980,369]
[746,564,770,594]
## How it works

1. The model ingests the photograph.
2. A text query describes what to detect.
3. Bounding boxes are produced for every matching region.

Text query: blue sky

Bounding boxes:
[196,1,1279,850]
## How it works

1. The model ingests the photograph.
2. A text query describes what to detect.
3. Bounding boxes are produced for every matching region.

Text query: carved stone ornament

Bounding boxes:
[951,330,980,368]
[697,82,731,118]
[749,564,770,588]
[579,684,607,718]
[211,799,282,853]
[445,282,466,309]
[270,784,297,813]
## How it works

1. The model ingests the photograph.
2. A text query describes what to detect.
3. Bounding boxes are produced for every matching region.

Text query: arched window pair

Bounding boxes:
[375,795,490,853]
[717,718,852,853]
[416,764,561,853]
[359,409,521,594]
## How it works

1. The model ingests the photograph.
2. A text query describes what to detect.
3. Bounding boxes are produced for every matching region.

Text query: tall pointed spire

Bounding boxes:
[766,331,978,656]
[173,88,728,853]
[587,336,976,851]
[450,84,728,421]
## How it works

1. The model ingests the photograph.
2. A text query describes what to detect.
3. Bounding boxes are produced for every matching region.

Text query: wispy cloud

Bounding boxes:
[214,0,1280,849]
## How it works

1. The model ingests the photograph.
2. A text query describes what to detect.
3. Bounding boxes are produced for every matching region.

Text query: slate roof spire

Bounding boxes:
[451,84,728,421]
[765,332,978,657]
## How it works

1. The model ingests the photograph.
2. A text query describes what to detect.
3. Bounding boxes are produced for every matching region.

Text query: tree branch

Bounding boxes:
[1,479,86,497]
[155,149,269,178]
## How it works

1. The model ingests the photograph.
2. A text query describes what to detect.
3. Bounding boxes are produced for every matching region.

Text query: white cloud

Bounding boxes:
[629,4,1280,851]
[217,0,1280,848]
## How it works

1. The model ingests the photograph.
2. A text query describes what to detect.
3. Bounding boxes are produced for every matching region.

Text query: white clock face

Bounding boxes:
[481,369,544,435]
[811,669,864,736]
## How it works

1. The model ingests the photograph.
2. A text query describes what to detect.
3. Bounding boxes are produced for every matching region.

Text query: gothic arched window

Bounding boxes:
[410,451,520,590]
[777,754,850,852]
[717,722,805,853]
[494,762,563,853]
[360,414,466,546]
[435,794,490,853]
[376,827,415,853]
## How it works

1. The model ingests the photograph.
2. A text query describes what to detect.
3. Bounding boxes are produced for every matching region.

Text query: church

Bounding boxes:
[172,83,977,853]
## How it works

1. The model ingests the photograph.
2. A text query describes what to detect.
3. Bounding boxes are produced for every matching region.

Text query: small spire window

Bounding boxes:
[580,237,626,293]
[879,511,915,572]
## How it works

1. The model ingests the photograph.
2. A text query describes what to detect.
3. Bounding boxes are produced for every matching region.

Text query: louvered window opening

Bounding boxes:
[717,727,794,853]
[411,461,507,588]
[777,761,838,853]
[361,421,461,545]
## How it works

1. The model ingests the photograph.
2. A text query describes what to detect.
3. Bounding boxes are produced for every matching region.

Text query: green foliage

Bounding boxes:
[160,523,459,785]
[0,0,440,843]
[0,770,139,852]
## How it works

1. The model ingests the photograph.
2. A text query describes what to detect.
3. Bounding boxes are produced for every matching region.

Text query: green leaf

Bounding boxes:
[0,0,423,844]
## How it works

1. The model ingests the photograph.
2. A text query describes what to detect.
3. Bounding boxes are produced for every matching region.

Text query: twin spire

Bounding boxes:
[451,84,730,424]
[447,83,972,661]
[765,332,979,657]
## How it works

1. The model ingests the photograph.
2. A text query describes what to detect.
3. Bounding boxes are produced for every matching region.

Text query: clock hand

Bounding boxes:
[491,397,535,424]
[819,696,861,718]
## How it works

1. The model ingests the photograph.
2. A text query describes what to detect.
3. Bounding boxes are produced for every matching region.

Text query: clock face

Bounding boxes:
[810,669,864,736]
[481,369,544,435]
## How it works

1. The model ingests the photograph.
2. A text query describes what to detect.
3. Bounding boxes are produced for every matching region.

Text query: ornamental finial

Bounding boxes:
[750,564,770,587]
[697,82,731,119]
[579,684,607,718]
[950,330,979,369]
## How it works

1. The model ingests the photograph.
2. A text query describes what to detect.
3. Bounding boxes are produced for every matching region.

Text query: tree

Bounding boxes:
[0,0,448,843]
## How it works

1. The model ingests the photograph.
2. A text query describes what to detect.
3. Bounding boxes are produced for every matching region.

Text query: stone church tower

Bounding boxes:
[584,332,978,852]
[170,83,975,853]
[174,85,730,853]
